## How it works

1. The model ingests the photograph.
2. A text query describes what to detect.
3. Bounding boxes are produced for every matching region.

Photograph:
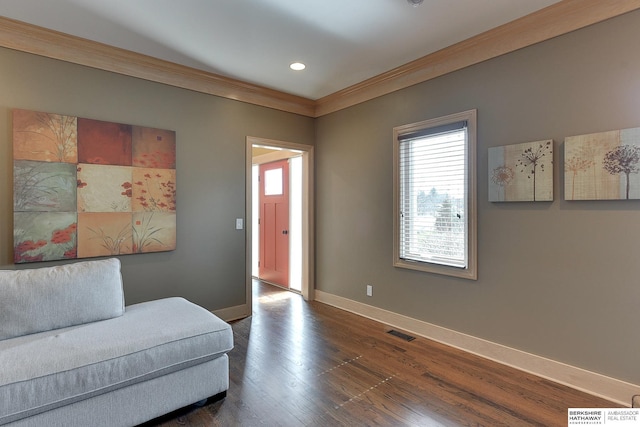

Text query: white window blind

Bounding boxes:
[398,121,468,269]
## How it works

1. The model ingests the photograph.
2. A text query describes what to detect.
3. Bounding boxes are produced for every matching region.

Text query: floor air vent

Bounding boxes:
[387,329,415,342]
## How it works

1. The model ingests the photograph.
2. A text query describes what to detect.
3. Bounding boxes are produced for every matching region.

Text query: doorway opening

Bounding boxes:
[245,137,314,314]
[255,158,294,290]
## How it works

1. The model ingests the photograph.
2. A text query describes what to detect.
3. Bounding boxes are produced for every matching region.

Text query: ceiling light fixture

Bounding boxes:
[290,62,306,71]
[407,0,424,6]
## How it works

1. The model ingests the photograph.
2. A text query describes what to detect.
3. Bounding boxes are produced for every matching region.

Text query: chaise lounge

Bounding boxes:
[0,258,233,427]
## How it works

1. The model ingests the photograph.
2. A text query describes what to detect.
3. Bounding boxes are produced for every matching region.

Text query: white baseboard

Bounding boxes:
[212,303,250,322]
[315,290,639,407]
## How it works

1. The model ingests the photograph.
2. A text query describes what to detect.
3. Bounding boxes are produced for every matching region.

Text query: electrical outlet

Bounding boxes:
[366,284,373,297]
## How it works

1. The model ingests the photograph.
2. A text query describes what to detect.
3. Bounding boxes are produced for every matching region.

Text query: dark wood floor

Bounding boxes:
[143,281,618,426]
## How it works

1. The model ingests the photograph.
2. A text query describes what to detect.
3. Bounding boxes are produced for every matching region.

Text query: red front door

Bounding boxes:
[259,160,289,288]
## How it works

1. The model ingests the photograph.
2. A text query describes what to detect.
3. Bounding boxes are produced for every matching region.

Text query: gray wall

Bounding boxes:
[0,47,315,311]
[2,8,640,388]
[315,10,640,385]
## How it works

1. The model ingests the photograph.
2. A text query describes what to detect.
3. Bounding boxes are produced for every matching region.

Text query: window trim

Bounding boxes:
[393,109,477,280]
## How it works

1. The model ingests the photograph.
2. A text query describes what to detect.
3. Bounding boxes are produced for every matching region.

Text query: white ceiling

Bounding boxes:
[0,0,560,100]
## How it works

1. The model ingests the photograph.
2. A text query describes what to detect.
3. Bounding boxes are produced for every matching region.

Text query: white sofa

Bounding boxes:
[0,258,233,427]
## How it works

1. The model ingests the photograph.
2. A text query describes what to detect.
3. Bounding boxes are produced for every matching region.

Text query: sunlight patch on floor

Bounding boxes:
[258,291,295,303]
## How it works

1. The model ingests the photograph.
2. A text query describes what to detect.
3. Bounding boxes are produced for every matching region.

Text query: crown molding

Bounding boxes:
[314,0,640,116]
[0,16,316,117]
[1,0,639,118]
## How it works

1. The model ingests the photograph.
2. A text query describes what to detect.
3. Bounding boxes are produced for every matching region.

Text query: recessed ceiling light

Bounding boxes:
[407,0,424,6]
[290,62,306,71]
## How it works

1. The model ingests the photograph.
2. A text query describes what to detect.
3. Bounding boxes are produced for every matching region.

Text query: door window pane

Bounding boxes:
[265,168,283,195]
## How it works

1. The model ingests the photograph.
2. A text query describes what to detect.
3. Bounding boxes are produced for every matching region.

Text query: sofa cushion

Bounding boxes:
[0,297,233,425]
[0,258,124,341]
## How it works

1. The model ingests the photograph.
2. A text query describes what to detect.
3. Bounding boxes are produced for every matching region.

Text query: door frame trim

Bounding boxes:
[246,137,315,313]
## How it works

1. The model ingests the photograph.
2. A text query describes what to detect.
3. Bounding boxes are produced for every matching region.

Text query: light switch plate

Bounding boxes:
[235,218,244,230]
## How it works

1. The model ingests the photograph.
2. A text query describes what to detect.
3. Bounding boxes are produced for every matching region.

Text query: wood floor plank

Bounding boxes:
[142,281,620,426]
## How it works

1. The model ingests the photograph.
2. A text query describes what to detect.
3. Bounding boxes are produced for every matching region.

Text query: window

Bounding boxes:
[264,167,283,195]
[393,110,477,279]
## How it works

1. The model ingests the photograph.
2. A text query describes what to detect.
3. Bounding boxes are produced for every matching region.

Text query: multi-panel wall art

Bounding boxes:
[13,109,176,263]
[564,127,640,200]
[488,140,553,202]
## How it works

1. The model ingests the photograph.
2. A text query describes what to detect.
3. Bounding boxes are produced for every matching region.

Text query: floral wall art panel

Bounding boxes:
[12,108,176,263]
[564,127,640,200]
[12,109,78,163]
[77,164,133,212]
[133,212,176,254]
[131,166,177,253]
[77,118,132,165]
[132,126,176,169]
[488,140,553,202]
[77,212,133,258]
[14,212,78,263]
[14,161,77,212]
[132,168,176,212]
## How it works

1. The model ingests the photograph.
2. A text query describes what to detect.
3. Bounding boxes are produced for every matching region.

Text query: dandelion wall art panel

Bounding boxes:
[564,127,640,200]
[488,140,553,202]
[12,108,176,263]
